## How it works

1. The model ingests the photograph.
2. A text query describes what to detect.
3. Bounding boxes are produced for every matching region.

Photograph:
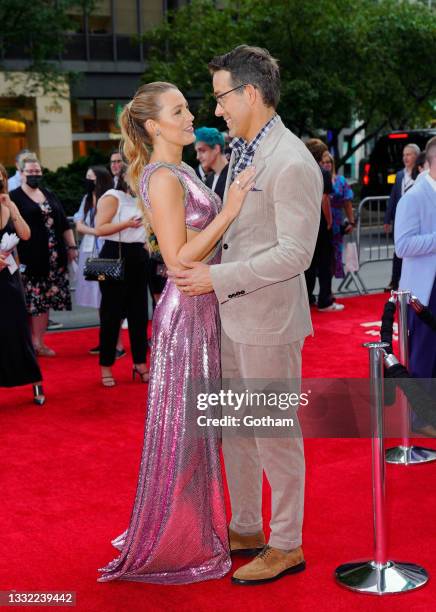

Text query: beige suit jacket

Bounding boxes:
[210,118,323,346]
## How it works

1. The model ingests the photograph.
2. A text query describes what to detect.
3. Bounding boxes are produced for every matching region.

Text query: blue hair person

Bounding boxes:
[194,127,225,151]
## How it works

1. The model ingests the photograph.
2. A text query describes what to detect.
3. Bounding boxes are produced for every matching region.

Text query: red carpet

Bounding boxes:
[1,293,435,611]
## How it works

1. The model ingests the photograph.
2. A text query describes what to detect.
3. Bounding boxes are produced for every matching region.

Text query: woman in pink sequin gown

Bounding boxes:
[98,83,255,585]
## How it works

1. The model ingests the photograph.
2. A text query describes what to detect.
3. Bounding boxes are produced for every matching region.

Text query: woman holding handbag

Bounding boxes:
[74,166,126,358]
[94,177,149,387]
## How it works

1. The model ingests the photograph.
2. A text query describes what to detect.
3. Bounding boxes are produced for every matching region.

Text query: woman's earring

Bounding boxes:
[156,129,161,136]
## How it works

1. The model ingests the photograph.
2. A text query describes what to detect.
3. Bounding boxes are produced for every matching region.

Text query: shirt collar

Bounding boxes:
[230,113,279,153]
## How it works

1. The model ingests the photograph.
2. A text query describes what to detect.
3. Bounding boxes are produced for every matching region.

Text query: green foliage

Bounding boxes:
[0,0,95,94]
[142,0,242,123]
[42,149,109,217]
[141,0,436,163]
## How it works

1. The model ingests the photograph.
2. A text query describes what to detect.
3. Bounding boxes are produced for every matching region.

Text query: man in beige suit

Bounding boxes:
[173,45,322,585]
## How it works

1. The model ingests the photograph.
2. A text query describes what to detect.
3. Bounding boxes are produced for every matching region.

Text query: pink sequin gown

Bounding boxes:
[98,162,231,584]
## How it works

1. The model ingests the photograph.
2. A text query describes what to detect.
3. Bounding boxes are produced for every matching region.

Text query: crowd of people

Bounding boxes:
[384,142,430,291]
[1,43,435,590]
[0,125,353,406]
[0,147,162,401]
[3,132,431,400]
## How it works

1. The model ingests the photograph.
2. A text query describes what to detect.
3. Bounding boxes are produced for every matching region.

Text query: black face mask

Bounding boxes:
[26,175,43,189]
[84,178,96,193]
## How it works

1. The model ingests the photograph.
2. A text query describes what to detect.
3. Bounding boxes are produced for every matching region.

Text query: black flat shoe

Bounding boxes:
[33,384,46,406]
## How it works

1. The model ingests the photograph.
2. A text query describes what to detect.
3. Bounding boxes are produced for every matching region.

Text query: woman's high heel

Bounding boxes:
[132,366,149,384]
[33,384,46,406]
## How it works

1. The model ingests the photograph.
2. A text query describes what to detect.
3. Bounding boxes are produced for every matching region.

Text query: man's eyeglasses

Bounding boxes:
[214,84,248,108]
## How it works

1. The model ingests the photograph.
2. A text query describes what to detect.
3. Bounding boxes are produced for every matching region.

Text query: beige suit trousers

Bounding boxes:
[221,327,305,550]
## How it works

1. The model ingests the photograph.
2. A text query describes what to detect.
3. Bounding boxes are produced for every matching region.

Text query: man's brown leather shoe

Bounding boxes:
[231,545,305,585]
[229,528,266,557]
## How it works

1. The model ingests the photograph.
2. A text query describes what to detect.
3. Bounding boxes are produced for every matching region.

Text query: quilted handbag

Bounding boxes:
[83,256,124,282]
[84,232,124,282]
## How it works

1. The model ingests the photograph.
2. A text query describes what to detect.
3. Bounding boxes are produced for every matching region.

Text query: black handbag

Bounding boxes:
[84,233,125,282]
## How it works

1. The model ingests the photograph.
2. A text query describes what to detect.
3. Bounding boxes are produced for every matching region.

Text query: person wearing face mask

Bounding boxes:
[9,156,77,357]
[0,163,45,405]
[74,166,113,311]
[7,149,32,192]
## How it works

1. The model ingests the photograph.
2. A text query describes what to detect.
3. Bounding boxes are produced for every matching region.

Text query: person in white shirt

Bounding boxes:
[395,136,436,432]
[95,179,149,387]
[75,166,128,358]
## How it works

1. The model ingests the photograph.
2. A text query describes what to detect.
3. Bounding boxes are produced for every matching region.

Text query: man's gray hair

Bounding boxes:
[15,148,31,162]
[403,143,420,156]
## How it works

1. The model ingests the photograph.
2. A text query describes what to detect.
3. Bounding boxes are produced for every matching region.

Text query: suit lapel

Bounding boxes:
[250,120,285,184]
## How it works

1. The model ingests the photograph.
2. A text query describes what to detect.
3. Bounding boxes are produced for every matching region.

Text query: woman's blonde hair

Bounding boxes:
[119,82,178,200]
[0,164,8,193]
[322,151,336,176]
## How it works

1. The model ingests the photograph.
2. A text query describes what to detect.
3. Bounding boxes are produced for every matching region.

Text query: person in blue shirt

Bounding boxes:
[395,136,436,385]
[384,143,420,290]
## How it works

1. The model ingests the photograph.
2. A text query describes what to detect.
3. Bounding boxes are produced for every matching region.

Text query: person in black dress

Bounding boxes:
[0,164,44,405]
[9,156,77,357]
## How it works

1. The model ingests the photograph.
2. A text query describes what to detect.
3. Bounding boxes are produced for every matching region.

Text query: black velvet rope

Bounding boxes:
[380,300,396,354]
[383,360,436,429]
[380,299,436,427]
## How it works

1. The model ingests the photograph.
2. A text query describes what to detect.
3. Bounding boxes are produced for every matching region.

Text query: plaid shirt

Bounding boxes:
[230,114,280,183]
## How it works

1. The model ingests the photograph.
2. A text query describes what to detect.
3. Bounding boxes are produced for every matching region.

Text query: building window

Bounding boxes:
[71,98,129,158]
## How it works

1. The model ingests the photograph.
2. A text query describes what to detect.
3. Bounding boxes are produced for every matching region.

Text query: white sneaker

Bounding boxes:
[318,302,345,312]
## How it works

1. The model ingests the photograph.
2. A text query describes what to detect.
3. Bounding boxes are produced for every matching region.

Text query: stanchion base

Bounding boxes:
[335,560,428,595]
[386,445,436,465]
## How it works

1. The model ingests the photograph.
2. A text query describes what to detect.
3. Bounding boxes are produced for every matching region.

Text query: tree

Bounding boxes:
[141,0,436,169]
[0,0,95,95]
[332,0,436,167]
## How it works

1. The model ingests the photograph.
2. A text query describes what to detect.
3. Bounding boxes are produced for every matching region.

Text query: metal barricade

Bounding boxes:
[338,196,393,295]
